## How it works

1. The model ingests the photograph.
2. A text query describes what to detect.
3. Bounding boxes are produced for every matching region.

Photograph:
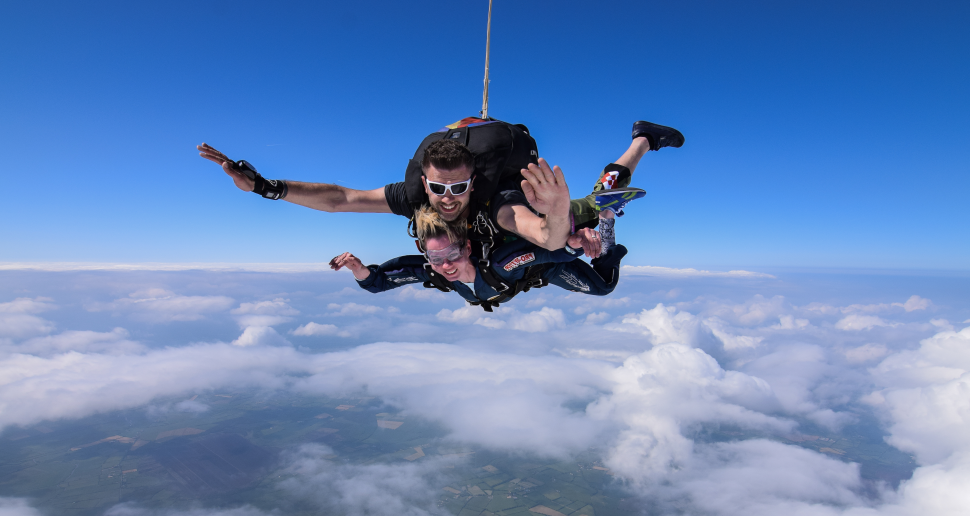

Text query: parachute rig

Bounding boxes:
[405,0,551,311]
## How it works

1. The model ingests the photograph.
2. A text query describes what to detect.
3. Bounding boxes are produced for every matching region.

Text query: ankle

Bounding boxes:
[633,135,653,152]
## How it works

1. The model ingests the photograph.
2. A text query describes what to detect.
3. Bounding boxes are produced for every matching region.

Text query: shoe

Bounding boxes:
[632,121,684,150]
[595,187,645,217]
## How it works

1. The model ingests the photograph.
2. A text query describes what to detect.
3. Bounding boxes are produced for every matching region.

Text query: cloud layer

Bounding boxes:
[0,270,967,516]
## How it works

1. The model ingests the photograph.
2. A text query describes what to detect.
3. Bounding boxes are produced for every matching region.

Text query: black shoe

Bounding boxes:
[632,121,684,150]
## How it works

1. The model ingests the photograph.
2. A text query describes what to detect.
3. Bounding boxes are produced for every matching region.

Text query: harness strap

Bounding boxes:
[422,263,453,293]
[476,258,510,293]
[468,204,500,260]
[467,263,551,312]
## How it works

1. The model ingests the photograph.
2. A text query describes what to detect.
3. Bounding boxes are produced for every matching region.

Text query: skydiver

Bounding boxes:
[197,120,683,258]
[328,203,629,311]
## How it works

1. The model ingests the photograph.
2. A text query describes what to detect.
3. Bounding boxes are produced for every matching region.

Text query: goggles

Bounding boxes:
[425,178,472,196]
[416,240,466,266]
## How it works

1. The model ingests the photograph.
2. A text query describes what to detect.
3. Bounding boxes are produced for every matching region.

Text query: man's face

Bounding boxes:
[424,235,473,282]
[423,164,473,222]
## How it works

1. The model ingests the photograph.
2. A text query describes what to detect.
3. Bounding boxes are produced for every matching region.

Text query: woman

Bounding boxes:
[330,205,628,309]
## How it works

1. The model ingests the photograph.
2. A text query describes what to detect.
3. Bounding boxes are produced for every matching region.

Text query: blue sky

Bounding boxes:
[1,0,967,269]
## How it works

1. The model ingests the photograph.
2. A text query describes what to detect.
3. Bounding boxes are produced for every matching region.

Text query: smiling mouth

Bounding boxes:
[439,202,460,213]
[442,266,458,276]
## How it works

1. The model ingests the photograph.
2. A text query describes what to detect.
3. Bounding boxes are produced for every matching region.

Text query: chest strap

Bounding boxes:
[467,264,551,312]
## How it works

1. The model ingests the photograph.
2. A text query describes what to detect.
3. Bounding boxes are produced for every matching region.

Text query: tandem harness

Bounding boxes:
[421,261,551,312]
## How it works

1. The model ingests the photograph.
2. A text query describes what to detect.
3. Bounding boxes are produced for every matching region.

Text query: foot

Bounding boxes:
[595,187,645,217]
[632,121,684,150]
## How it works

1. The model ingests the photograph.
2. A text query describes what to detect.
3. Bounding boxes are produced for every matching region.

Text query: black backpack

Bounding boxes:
[404,117,538,229]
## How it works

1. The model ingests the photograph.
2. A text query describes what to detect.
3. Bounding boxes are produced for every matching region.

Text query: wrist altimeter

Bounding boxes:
[235,160,288,200]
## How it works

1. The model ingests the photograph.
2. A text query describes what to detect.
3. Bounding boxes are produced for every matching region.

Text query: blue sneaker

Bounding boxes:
[595,187,645,217]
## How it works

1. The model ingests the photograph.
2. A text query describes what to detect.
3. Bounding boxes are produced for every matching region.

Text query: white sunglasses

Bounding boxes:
[425,178,472,196]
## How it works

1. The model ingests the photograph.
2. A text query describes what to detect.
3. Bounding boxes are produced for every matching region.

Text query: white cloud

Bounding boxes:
[871,327,970,464]
[896,295,932,312]
[0,297,56,314]
[393,285,450,302]
[584,311,611,325]
[278,444,452,516]
[508,307,565,332]
[589,344,790,483]
[842,295,932,315]
[836,314,897,331]
[708,324,764,350]
[474,317,506,329]
[232,326,290,347]
[555,348,634,363]
[844,343,889,363]
[0,343,303,430]
[13,328,144,356]
[438,306,565,333]
[609,303,704,346]
[231,298,299,327]
[705,295,789,326]
[0,498,44,516]
[290,322,349,337]
[570,296,630,315]
[622,265,775,278]
[0,297,57,339]
[740,344,854,430]
[0,262,334,273]
[642,439,869,515]
[436,305,481,324]
[327,302,395,315]
[292,343,612,457]
[770,314,811,330]
[86,289,234,322]
[0,314,55,340]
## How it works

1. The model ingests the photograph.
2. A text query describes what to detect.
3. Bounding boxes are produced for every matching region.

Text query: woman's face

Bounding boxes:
[424,235,472,281]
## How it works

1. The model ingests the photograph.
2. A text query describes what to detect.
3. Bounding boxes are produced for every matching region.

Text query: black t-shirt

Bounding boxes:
[383,181,529,233]
[384,182,414,218]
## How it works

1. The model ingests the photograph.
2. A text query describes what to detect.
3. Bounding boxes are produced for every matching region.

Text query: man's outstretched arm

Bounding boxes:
[495,158,572,251]
[198,143,392,213]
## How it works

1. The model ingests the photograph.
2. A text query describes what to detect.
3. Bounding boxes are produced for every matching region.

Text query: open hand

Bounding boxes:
[520,158,570,217]
[567,227,602,259]
[197,143,255,192]
[329,252,370,280]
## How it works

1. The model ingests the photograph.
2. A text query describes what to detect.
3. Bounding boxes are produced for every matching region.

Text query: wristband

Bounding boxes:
[235,159,288,200]
[253,175,288,200]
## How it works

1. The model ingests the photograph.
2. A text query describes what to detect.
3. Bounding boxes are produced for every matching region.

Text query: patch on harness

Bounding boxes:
[503,252,535,271]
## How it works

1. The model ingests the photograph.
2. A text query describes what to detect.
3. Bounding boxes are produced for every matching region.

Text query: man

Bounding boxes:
[329,204,629,311]
[198,120,683,256]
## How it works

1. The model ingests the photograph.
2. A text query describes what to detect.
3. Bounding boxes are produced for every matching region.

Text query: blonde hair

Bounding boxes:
[415,205,466,248]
